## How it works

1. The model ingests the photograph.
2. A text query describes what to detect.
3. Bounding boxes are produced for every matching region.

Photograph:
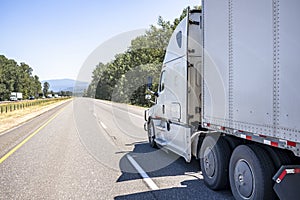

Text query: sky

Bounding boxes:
[0,0,200,82]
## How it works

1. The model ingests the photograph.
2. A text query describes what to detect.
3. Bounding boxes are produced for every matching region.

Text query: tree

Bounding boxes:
[86,16,173,105]
[0,55,42,100]
[65,91,72,97]
[43,82,50,96]
[86,8,198,106]
[33,75,42,97]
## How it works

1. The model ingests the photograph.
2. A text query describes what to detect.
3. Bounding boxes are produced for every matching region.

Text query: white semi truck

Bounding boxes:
[10,92,23,101]
[144,1,300,199]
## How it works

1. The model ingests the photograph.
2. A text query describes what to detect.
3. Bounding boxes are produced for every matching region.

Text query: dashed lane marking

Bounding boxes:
[100,121,107,129]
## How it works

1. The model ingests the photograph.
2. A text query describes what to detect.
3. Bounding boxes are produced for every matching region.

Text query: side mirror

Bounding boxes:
[145,76,158,103]
[145,94,155,104]
[147,76,153,90]
[145,94,152,100]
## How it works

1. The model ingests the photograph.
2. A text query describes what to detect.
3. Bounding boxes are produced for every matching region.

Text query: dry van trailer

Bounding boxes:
[145,0,300,199]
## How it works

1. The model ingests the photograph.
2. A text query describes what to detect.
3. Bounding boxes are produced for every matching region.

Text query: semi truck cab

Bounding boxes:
[147,9,202,162]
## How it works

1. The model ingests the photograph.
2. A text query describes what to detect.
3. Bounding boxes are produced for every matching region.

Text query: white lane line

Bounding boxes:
[126,154,159,191]
[127,111,143,119]
[95,100,143,119]
[114,107,143,119]
[100,121,107,129]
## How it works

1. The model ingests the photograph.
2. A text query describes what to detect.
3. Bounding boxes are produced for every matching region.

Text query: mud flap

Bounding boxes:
[273,165,300,200]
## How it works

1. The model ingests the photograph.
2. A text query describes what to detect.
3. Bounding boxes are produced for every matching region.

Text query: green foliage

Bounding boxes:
[0,55,42,100]
[86,8,196,107]
[43,82,50,96]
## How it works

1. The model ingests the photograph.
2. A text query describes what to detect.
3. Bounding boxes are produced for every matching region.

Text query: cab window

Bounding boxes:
[159,71,166,92]
[176,31,182,48]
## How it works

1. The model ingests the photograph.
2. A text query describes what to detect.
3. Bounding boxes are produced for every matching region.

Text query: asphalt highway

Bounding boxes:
[0,98,233,200]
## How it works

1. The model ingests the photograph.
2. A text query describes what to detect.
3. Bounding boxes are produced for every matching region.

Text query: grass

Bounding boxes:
[0,98,69,114]
[0,98,71,134]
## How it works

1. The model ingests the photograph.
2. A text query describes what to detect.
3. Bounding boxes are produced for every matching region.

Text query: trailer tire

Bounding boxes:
[148,119,157,148]
[262,146,292,170]
[224,135,242,151]
[199,135,231,190]
[229,144,276,200]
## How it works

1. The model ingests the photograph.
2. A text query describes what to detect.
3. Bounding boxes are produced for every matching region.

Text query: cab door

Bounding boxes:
[154,10,191,161]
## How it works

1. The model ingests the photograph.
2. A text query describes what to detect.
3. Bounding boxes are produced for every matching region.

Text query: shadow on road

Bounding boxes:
[118,142,199,180]
[116,142,233,200]
[115,179,233,200]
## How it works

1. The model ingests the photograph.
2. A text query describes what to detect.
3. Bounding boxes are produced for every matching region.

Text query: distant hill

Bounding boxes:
[41,79,89,93]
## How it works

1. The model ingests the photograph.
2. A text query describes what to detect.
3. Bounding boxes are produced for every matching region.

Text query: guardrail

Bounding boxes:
[0,98,70,114]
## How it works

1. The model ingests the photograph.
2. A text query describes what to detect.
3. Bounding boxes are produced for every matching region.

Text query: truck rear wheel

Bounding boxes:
[148,119,157,148]
[229,144,276,200]
[262,146,292,171]
[224,135,242,151]
[199,134,231,190]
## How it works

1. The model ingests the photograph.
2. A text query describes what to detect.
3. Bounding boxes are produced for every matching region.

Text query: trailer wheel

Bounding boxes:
[229,145,276,200]
[262,146,292,170]
[224,135,242,151]
[199,135,231,190]
[148,119,157,148]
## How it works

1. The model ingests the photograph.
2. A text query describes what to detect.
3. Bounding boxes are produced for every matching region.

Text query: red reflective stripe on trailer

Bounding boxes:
[277,170,287,183]
[287,141,297,147]
[259,134,267,138]
[294,168,300,174]
[271,141,278,147]
[220,126,225,131]
[246,135,252,140]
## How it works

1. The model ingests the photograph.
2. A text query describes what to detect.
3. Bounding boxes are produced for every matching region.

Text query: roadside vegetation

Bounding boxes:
[85,8,200,107]
[0,55,42,100]
[0,56,73,101]
[0,97,71,133]
[0,97,71,115]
